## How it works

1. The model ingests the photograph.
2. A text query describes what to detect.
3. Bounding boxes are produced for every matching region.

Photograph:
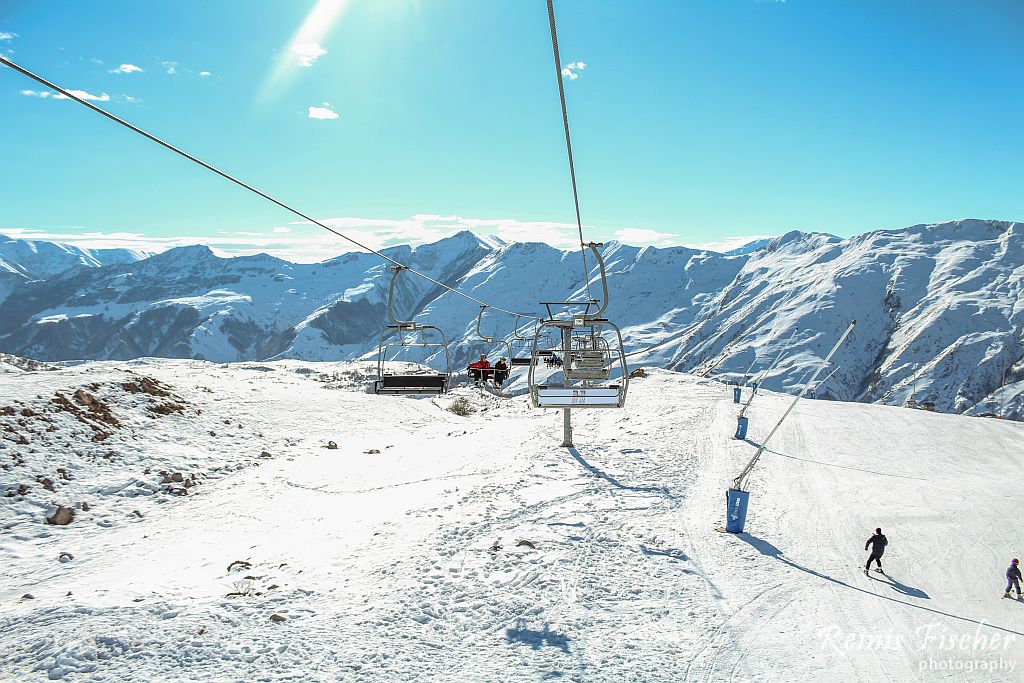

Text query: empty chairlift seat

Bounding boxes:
[566,349,611,380]
[375,373,447,395]
[371,265,453,397]
[526,243,630,410]
[534,385,622,407]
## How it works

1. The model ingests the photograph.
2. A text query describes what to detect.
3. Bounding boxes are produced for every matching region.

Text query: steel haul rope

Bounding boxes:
[0,54,537,321]
[546,0,594,303]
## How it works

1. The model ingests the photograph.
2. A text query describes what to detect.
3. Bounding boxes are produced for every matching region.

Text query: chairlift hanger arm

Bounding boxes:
[386,266,412,327]
[476,305,495,344]
[584,242,611,319]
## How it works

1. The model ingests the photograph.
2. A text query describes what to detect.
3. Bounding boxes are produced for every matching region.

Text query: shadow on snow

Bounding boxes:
[566,447,675,498]
[736,533,1024,638]
[506,619,571,653]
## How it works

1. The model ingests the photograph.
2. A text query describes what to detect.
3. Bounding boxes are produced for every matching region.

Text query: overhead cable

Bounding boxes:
[0,55,538,321]
[545,0,595,303]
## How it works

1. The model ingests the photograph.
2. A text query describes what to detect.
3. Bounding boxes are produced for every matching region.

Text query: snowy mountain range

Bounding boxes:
[0,219,1020,419]
[0,233,148,305]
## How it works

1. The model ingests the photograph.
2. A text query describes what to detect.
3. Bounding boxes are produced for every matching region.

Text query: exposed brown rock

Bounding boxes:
[47,506,75,525]
[121,376,172,397]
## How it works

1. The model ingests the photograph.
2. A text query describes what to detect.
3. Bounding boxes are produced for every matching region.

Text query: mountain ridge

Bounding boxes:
[0,219,1020,419]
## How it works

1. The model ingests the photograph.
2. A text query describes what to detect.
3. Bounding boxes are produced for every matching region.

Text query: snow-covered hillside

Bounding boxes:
[0,233,147,304]
[0,219,1021,419]
[1,360,1021,681]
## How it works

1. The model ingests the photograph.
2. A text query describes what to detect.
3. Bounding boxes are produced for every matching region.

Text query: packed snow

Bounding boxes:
[1,359,1021,681]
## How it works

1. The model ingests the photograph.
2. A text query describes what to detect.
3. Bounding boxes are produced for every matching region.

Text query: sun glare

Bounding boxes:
[259,0,352,99]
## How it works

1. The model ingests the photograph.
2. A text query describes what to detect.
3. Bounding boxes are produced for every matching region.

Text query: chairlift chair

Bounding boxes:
[468,305,516,384]
[373,266,452,396]
[528,243,628,409]
[565,332,612,381]
[509,314,538,367]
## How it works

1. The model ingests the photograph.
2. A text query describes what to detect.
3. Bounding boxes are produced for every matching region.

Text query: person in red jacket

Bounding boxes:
[468,354,491,383]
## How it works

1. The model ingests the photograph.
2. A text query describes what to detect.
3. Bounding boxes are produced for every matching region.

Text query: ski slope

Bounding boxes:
[1,360,1021,681]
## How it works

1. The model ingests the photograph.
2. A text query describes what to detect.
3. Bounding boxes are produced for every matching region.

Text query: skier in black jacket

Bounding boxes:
[1005,559,1021,599]
[864,528,888,574]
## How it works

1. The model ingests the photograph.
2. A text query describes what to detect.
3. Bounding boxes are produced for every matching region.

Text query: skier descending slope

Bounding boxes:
[864,527,888,574]
[1004,558,1022,599]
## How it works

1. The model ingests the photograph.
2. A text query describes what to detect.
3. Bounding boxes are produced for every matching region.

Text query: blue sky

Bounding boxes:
[1,0,1023,260]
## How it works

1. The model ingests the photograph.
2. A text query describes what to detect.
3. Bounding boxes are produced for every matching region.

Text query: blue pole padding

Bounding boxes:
[726,488,750,533]
[734,415,749,440]
[733,387,741,403]
[751,382,759,394]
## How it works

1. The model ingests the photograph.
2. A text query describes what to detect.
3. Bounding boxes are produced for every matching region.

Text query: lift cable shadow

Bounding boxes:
[566,447,674,499]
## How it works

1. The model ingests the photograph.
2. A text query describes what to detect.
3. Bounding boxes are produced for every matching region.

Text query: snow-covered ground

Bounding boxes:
[1,360,1022,681]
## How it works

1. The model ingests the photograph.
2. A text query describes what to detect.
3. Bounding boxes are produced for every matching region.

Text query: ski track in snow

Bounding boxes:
[1,361,1022,681]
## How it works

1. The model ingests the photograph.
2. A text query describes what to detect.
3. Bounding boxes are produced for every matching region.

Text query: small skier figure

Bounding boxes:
[1004,558,1022,599]
[864,527,887,574]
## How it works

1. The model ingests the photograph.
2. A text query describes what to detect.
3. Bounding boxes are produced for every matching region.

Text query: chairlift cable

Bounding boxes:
[0,55,538,321]
[546,0,595,303]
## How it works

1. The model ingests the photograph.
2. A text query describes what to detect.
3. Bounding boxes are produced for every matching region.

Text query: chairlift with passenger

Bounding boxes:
[466,305,514,385]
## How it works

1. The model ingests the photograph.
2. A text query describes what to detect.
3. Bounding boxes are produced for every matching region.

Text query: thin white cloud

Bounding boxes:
[199,71,211,77]
[562,60,586,80]
[308,103,339,120]
[0,32,16,41]
[162,61,178,75]
[1,215,588,263]
[292,42,327,68]
[20,88,111,102]
[4,217,762,263]
[614,228,676,246]
[58,89,111,102]
[110,63,143,74]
